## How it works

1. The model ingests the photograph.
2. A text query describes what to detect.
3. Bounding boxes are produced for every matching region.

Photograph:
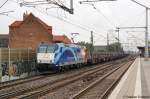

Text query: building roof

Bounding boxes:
[35,17,51,30]
[10,21,22,27]
[53,35,72,44]
[9,13,52,32]
[137,46,150,50]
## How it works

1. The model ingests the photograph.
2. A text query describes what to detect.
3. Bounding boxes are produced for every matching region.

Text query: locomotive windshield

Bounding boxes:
[38,46,47,53]
[38,44,58,53]
[47,44,55,53]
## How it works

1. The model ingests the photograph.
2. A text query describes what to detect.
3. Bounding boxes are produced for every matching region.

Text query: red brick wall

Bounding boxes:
[9,15,53,50]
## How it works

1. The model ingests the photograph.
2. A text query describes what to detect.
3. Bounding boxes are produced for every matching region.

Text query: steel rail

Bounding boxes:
[0,61,117,99]
[15,58,131,99]
[100,61,134,99]
[71,60,133,99]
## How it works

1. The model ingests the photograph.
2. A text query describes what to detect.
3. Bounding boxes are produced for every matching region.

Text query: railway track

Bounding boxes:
[0,70,61,89]
[0,56,134,99]
[71,60,133,99]
[0,58,116,90]
[0,60,113,91]
[0,62,114,99]
[12,57,133,99]
[0,75,45,89]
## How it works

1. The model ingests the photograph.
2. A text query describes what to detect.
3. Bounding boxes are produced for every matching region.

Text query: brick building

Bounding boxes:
[0,34,8,48]
[9,13,53,50]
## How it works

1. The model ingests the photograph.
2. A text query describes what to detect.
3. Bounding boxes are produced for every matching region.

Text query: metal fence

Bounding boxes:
[0,48,37,82]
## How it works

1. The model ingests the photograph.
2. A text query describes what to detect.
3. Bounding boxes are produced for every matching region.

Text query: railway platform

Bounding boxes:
[109,57,150,99]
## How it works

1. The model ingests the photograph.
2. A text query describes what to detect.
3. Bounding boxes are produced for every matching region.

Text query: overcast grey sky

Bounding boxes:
[0,0,150,51]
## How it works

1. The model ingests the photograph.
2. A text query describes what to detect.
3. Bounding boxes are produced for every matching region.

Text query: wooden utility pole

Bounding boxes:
[107,32,109,51]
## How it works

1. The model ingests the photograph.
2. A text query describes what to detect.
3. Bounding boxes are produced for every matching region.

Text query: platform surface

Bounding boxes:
[108,57,150,99]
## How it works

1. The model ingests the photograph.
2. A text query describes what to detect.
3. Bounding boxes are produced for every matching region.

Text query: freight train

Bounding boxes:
[36,43,126,72]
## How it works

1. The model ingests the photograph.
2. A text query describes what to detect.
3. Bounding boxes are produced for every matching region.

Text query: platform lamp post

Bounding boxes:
[131,0,150,59]
[70,33,79,43]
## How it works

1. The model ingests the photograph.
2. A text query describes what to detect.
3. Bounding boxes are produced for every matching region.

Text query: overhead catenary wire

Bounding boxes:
[121,31,145,50]
[87,4,116,29]
[3,0,146,48]
[132,11,145,27]
[31,4,107,40]
[0,0,9,9]
[33,7,93,38]
[119,10,146,27]
[94,7,116,28]
[21,0,143,46]
[88,1,147,48]
[77,3,116,39]
[116,10,146,47]
[35,3,107,39]
[126,31,145,42]
[8,0,108,43]
[19,0,108,39]
[9,0,91,32]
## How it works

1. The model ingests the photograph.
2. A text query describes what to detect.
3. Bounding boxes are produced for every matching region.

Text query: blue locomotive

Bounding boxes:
[37,43,88,71]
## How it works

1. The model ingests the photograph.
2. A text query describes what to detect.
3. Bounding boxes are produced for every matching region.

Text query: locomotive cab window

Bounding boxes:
[47,44,59,53]
[47,44,55,53]
[38,46,47,53]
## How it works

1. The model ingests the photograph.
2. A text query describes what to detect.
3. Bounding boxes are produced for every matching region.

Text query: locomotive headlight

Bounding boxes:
[50,60,54,63]
[50,60,52,63]
[38,60,41,63]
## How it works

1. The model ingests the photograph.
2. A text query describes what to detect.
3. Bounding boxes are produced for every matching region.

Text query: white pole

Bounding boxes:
[145,8,149,59]
[0,48,1,82]
[131,0,149,59]
[70,0,73,14]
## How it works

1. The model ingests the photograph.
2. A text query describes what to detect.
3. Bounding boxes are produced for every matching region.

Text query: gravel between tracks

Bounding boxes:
[38,60,131,99]
[0,62,112,97]
[73,61,132,99]
[0,57,132,99]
